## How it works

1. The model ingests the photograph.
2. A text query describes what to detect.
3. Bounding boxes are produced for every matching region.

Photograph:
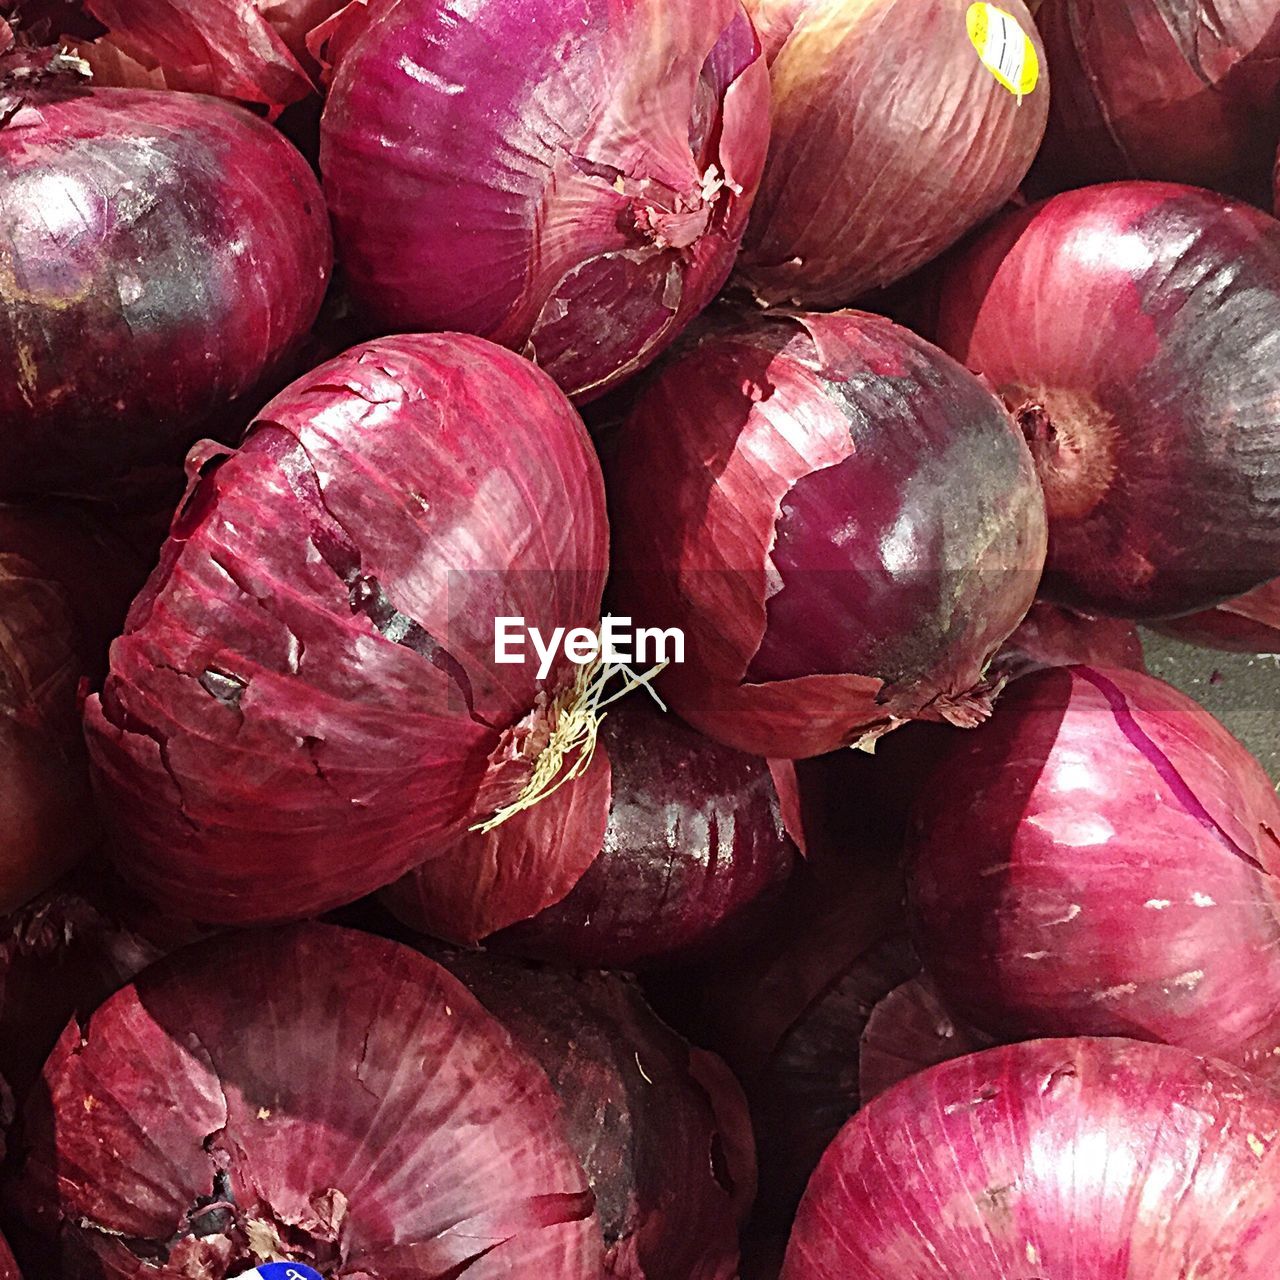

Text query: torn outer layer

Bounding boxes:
[1152,576,1280,654]
[607,309,1047,759]
[317,0,770,401]
[782,1038,1280,1278]
[384,697,798,966]
[991,600,1147,682]
[17,924,602,1279]
[84,334,608,925]
[908,665,1280,1074]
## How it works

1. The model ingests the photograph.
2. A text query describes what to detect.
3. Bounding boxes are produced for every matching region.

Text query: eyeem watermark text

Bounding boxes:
[494,615,685,680]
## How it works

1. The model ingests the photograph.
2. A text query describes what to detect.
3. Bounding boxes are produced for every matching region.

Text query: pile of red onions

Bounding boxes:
[318,0,770,401]
[936,180,1280,617]
[1154,576,1280,652]
[0,87,330,500]
[16,925,602,1278]
[84,334,609,924]
[608,310,1047,759]
[736,0,1048,306]
[908,665,1280,1072]
[440,950,755,1280]
[385,697,799,968]
[1034,0,1280,191]
[783,1037,1280,1277]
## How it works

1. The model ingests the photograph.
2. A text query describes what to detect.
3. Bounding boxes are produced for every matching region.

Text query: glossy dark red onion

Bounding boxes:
[440,950,753,1280]
[783,1037,1280,1278]
[84,334,608,924]
[935,181,1280,617]
[318,0,770,402]
[0,88,330,500]
[17,924,601,1279]
[738,0,1048,306]
[608,310,1047,758]
[908,665,1280,1072]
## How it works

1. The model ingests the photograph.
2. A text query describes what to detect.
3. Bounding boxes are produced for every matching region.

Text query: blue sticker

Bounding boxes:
[230,1265,324,1280]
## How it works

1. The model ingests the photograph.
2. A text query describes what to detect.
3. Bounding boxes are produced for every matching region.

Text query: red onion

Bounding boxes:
[737,0,1048,307]
[84,334,609,924]
[935,181,1280,617]
[608,310,1047,759]
[908,664,1280,1073]
[857,974,989,1103]
[1153,576,1280,652]
[0,88,331,501]
[317,0,770,402]
[385,697,799,968]
[16,924,601,1278]
[993,600,1147,681]
[1034,0,1280,191]
[783,1037,1280,1278]
[439,950,754,1280]
[0,1235,17,1280]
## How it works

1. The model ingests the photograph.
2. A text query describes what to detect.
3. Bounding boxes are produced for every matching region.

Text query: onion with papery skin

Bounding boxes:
[385,697,798,968]
[1153,576,1280,652]
[1034,0,1280,192]
[908,664,1280,1073]
[317,0,770,402]
[608,310,1047,759]
[935,181,1280,618]
[992,600,1147,681]
[737,0,1048,307]
[782,1037,1280,1278]
[16,924,601,1279]
[439,950,754,1280]
[84,334,608,925]
[0,88,331,501]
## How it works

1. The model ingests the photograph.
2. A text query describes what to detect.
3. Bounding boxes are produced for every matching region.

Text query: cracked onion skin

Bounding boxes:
[908,665,1280,1074]
[736,0,1048,307]
[439,951,754,1280]
[782,1037,1280,1279]
[385,696,799,968]
[1034,0,1280,192]
[1152,576,1280,652]
[608,310,1047,759]
[317,0,770,403]
[84,334,608,925]
[16,924,602,1280]
[935,181,1280,618]
[0,88,330,501]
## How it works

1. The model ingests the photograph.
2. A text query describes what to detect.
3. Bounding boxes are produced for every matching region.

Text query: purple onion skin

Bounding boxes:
[84,334,608,925]
[490,699,799,968]
[1034,0,1280,192]
[738,0,1048,307]
[0,88,330,500]
[439,951,752,1280]
[992,600,1147,681]
[318,0,770,403]
[783,1037,1280,1279]
[1152,576,1280,653]
[609,310,1047,759]
[908,665,1280,1074]
[16,925,602,1280]
[936,181,1280,618]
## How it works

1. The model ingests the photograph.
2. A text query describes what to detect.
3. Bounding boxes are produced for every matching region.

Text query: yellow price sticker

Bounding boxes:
[967,2,1040,101]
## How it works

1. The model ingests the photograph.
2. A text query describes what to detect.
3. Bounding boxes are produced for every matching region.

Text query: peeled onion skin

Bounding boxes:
[0,88,330,501]
[935,181,1280,618]
[608,310,1047,759]
[908,665,1280,1074]
[16,925,602,1280]
[1034,0,1280,192]
[438,951,753,1280]
[992,600,1147,681]
[737,0,1048,307]
[319,0,770,402]
[782,1038,1280,1279]
[84,334,608,925]
[1152,576,1280,653]
[387,697,799,967]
